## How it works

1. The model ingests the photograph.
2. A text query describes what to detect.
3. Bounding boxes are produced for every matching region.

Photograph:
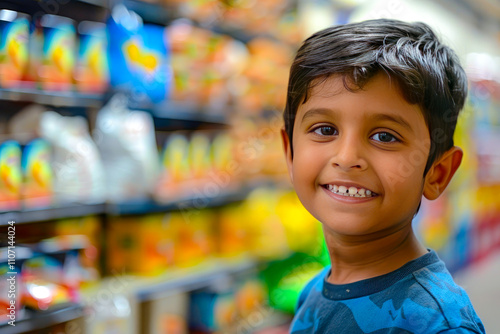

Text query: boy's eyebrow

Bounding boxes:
[301,108,333,122]
[369,114,413,132]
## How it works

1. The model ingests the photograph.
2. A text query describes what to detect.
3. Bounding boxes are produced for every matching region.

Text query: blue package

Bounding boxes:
[107,5,171,105]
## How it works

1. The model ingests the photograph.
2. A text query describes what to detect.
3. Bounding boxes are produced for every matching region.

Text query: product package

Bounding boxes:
[21,255,73,310]
[38,14,76,91]
[167,20,248,110]
[239,37,292,114]
[238,187,290,259]
[189,289,237,333]
[0,9,30,88]
[21,138,53,209]
[188,278,266,333]
[55,216,101,282]
[209,132,240,193]
[37,235,92,301]
[107,209,217,275]
[189,132,212,182]
[0,247,32,324]
[171,209,216,268]
[94,94,160,203]
[74,21,109,93]
[0,140,22,211]
[107,5,172,104]
[216,204,249,258]
[106,214,175,275]
[39,111,105,205]
[84,292,133,334]
[155,132,191,202]
[142,292,188,334]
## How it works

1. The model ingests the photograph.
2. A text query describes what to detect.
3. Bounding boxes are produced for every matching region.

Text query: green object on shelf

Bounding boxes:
[260,241,329,314]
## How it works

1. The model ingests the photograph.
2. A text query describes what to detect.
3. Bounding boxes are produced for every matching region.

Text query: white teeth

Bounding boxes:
[325,184,375,198]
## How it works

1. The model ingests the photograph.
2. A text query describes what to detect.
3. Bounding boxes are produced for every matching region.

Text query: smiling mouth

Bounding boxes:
[322,184,378,198]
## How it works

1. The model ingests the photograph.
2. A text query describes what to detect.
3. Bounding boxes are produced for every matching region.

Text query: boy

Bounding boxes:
[281,19,485,333]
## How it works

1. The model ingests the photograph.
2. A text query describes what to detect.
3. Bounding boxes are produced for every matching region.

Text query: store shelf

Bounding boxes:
[0,212,17,226]
[108,0,270,43]
[0,86,228,127]
[0,88,104,108]
[0,0,109,23]
[210,24,278,44]
[136,100,230,130]
[0,203,106,226]
[107,187,249,216]
[2,0,108,7]
[134,257,260,301]
[78,0,109,6]
[0,187,250,223]
[0,303,84,334]
[120,0,172,25]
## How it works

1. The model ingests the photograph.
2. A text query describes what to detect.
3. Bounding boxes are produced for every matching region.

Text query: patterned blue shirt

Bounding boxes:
[290,250,485,333]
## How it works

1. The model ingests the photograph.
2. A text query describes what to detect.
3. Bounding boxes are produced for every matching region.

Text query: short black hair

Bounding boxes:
[284,19,468,174]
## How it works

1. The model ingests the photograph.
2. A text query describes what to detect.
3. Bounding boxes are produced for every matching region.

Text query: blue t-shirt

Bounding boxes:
[290,250,485,333]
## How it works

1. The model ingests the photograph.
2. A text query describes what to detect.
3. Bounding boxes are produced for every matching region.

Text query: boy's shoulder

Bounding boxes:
[291,250,485,334]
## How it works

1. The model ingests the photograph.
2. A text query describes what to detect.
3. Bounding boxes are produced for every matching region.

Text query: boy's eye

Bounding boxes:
[371,132,399,143]
[313,126,337,136]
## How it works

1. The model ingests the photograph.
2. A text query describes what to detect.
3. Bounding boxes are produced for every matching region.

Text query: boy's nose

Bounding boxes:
[331,136,367,172]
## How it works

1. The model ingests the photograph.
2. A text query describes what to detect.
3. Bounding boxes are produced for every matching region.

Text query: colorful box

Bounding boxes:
[0,141,22,212]
[21,138,53,209]
[0,10,29,88]
[107,7,171,104]
[74,21,109,93]
[39,14,76,91]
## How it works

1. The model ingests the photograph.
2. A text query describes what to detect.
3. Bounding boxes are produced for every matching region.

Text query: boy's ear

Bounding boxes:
[423,146,463,200]
[281,128,294,183]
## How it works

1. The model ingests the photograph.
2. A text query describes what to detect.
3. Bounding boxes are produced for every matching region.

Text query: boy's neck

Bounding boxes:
[323,224,428,285]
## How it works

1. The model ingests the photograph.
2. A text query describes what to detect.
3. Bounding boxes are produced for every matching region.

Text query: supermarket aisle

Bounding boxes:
[454,249,500,333]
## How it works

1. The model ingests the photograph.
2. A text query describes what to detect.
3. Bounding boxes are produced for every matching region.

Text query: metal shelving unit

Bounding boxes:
[0,88,104,108]
[0,186,250,225]
[79,0,109,6]
[151,100,230,130]
[107,187,249,216]
[117,0,172,25]
[14,203,107,225]
[0,1,281,333]
[134,257,259,301]
[0,204,106,226]
[0,303,84,334]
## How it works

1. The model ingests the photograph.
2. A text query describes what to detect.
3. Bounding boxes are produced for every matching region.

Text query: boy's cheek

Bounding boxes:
[383,155,426,193]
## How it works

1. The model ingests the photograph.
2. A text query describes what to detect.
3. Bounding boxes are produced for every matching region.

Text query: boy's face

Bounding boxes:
[283,73,433,237]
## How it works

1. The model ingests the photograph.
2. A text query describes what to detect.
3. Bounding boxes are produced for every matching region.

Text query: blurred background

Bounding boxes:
[0,0,498,333]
